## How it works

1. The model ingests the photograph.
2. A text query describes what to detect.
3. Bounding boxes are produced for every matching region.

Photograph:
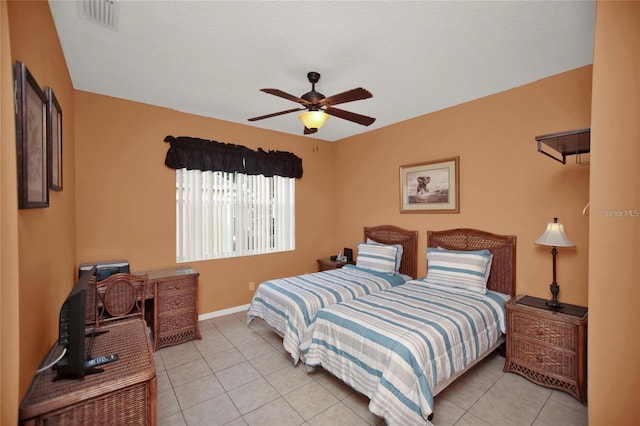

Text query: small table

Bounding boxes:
[317,257,356,272]
[19,319,156,425]
[504,295,588,404]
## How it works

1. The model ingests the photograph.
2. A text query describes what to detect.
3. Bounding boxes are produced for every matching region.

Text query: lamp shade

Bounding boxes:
[535,217,575,247]
[299,110,329,130]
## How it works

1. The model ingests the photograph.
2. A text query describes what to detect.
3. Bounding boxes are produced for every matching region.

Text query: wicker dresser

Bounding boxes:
[504,295,588,404]
[20,319,156,425]
[144,267,202,351]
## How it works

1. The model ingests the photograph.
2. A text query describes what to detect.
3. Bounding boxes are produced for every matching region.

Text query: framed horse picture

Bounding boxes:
[400,157,459,213]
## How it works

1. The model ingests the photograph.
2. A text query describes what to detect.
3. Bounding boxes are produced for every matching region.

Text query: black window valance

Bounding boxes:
[164,135,303,178]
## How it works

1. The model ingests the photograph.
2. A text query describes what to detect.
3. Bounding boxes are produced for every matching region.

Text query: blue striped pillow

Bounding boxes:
[366,238,404,272]
[356,243,398,275]
[425,247,493,293]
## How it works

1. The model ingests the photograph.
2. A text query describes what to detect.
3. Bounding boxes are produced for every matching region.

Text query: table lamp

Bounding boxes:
[535,217,575,308]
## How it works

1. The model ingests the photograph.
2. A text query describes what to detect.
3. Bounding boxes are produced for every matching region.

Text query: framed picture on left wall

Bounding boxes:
[14,61,49,208]
[46,87,63,191]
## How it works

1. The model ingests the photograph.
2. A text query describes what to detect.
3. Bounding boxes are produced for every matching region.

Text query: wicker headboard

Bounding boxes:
[363,225,419,279]
[427,228,516,296]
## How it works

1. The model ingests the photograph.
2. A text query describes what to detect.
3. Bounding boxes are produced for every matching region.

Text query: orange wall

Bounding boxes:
[333,67,592,306]
[74,67,592,316]
[6,0,77,397]
[588,1,640,424]
[74,92,337,313]
[1,1,20,424]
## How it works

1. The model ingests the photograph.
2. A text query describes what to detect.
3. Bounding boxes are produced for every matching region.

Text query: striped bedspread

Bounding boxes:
[247,265,407,364]
[300,281,508,425]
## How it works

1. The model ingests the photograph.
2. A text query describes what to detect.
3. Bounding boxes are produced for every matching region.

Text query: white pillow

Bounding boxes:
[366,238,403,272]
[425,247,493,294]
[356,243,398,275]
[436,246,493,282]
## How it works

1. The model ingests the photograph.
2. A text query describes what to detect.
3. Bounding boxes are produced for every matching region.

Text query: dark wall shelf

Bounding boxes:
[536,128,590,165]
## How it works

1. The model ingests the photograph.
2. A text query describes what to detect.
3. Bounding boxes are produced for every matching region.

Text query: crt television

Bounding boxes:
[78,259,129,281]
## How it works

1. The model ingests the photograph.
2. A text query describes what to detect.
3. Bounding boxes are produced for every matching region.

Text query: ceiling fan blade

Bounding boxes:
[325,107,376,126]
[248,107,305,122]
[303,126,317,135]
[320,87,372,107]
[260,88,311,106]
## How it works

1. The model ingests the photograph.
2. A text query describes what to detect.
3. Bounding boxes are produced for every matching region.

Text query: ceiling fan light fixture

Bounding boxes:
[299,110,329,130]
[248,72,374,135]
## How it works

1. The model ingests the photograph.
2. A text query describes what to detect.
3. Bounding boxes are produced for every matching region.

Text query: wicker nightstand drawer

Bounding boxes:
[511,313,577,351]
[504,295,588,404]
[511,335,577,379]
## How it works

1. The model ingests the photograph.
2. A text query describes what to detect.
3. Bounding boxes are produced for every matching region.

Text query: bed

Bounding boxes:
[300,228,516,425]
[247,225,418,364]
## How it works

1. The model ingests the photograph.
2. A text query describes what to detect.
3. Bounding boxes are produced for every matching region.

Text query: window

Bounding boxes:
[176,168,295,262]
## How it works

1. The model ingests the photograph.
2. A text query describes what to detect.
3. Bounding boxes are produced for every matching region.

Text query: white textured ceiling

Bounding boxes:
[48,0,595,142]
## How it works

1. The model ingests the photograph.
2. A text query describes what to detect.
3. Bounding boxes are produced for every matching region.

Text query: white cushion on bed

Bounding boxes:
[425,247,493,293]
[366,238,403,272]
[437,246,493,282]
[357,243,398,275]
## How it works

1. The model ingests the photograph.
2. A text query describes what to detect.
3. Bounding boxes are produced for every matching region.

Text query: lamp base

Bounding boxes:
[546,299,564,308]
[547,281,563,308]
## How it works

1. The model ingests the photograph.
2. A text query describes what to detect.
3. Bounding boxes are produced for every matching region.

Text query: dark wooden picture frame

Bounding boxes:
[14,61,48,209]
[400,156,460,213]
[46,87,63,191]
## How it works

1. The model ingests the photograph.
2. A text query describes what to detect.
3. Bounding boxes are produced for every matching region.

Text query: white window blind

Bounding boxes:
[176,169,295,262]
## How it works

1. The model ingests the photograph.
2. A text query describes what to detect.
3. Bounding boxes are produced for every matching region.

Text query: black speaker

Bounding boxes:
[344,248,353,262]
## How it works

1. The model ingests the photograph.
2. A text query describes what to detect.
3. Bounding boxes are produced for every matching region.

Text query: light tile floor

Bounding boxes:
[155,312,588,426]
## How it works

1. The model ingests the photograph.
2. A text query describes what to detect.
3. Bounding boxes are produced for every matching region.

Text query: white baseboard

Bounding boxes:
[198,303,250,321]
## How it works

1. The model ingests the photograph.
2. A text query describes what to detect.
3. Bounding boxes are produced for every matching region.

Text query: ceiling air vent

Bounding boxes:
[77,0,120,30]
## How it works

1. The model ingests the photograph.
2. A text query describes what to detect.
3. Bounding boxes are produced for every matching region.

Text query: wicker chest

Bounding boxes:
[20,319,156,425]
[504,295,588,404]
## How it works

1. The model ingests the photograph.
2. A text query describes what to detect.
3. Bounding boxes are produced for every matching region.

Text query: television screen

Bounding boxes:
[54,266,96,380]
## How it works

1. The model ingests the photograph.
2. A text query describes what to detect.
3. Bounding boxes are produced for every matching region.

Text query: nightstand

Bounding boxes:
[504,295,588,404]
[317,257,355,272]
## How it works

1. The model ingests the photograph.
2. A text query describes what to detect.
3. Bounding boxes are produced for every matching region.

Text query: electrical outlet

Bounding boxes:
[249,281,255,291]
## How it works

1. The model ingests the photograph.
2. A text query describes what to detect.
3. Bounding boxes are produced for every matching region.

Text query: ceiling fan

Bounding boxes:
[248,71,376,135]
